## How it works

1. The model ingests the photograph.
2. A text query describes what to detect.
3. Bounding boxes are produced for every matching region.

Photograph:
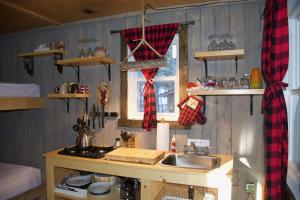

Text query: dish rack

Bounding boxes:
[154,183,218,200]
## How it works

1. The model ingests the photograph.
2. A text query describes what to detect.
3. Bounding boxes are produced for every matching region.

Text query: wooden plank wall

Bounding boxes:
[0,1,264,199]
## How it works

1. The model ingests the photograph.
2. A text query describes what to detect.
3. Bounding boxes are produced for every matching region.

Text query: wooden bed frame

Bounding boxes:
[9,184,46,200]
[0,97,45,111]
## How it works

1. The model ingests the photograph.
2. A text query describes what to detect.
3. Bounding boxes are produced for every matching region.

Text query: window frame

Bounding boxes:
[118,25,189,129]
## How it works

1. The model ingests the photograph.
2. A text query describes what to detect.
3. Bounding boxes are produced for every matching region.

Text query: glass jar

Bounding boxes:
[240,74,251,89]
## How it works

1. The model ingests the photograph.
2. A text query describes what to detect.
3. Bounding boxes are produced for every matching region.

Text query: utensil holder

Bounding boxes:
[122,138,135,148]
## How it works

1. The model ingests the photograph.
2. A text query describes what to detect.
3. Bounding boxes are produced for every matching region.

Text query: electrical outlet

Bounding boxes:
[187,139,210,147]
[245,183,255,193]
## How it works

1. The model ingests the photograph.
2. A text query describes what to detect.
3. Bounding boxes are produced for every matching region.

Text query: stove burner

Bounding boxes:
[58,146,114,159]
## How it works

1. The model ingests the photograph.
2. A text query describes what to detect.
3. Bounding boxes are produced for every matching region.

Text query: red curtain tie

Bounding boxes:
[143,78,154,95]
[263,81,288,109]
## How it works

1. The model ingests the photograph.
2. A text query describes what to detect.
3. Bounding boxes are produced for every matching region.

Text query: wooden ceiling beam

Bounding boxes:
[0,0,62,26]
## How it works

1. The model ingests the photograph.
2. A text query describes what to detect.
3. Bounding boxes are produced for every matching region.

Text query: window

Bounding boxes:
[118,25,187,129]
[285,19,300,163]
[127,34,179,121]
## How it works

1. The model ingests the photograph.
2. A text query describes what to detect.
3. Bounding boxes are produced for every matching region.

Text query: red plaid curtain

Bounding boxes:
[262,0,289,199]
[122,23,179,131]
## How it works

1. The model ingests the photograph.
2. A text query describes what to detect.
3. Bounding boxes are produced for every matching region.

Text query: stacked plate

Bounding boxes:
[65,174,116,195]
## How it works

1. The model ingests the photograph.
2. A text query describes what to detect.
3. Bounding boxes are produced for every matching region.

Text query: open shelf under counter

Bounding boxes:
[189,88,265,96]
[18,49,66,58]
[194,49,245,61]
[56,56,115,67]
[48,93,91,99]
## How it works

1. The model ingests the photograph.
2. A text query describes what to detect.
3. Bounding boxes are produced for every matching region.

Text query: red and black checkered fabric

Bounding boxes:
[122,23,179,131]
[262,0,289,199]
[177,96,206,126]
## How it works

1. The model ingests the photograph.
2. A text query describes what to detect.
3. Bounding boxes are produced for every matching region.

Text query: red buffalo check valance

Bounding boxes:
[122,23,179,131]
[262,0,289,199]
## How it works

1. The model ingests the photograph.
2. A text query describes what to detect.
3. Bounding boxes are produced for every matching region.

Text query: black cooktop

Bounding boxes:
[58,146,114,159]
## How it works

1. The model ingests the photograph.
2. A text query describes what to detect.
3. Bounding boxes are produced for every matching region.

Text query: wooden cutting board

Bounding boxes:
[105,148,165,165]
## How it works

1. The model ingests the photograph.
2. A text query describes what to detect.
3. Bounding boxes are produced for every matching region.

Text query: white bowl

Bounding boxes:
[88,182,111,195]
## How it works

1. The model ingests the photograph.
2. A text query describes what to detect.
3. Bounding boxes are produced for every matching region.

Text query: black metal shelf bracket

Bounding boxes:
[204,59,208,78]
[250,95,253,115]
[54,54,64,74]
[69,66,80,83]
[61,97,88,113]
[104,64,111,81]
[202,96,206,114]
[78,98,89,113]
[62,98,70,113]
[23,57,34,75]
[235,56,238,76]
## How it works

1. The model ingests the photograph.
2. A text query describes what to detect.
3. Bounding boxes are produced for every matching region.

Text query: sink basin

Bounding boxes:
[159,154,221,170]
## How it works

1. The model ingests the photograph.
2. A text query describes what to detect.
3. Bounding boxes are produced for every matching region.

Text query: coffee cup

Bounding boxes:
[68,83,79,94]
[55,82,69,94]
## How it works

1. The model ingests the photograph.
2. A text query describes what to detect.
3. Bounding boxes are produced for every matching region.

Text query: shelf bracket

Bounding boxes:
[69,66,80,83]
[23,57,34,75]
[203,59,208,78]
[61,98,70,113]
[235,56,238,76]
[104,64,111,81]
[54,54,64,74]
[202,96,206,114]
[78,98,89,113]
[250,95,253,115]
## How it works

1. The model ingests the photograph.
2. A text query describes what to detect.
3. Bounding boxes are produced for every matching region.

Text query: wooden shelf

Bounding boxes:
[56,56,115,67]
[291,88,300,95]
[194,49,245,61]
[0,97,45,111]
[18,50,66,75]
[48,93,91,99]
[18,49,66,58]
[189,89,264,96]
[53,185,120,200]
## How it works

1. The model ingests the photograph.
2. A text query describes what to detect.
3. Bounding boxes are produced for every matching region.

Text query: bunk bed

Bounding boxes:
[0,83,44,111]
[0,83,46,199]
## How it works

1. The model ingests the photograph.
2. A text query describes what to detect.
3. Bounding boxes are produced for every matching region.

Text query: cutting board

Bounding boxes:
[105,148,165,165]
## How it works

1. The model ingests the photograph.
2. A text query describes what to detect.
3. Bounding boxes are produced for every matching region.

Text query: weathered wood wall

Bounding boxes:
[0,1,264,199]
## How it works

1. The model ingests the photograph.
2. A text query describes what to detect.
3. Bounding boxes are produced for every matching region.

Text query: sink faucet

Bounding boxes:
[183,143,211,155]
[191,142,197,152]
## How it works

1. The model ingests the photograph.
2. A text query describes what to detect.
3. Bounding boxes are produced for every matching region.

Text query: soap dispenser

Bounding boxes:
[170,135,176,153]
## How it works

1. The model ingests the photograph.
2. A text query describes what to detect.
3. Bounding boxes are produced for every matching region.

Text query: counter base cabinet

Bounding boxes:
[45,150,232,200]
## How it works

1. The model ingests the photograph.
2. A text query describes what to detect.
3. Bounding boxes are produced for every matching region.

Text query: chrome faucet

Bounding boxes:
[183,143,211,156]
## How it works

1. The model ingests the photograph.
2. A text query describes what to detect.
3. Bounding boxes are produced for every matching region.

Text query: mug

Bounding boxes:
[68,83,79,94]
[79,85,89,94]
[55,82,69,94]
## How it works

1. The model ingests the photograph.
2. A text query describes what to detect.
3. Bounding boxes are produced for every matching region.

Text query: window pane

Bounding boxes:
[137,81,175,113]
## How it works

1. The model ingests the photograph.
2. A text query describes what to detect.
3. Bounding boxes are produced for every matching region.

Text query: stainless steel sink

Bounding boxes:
[159,154,221,170]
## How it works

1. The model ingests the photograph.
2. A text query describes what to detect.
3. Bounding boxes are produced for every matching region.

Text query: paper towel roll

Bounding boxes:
[156,123,169,151]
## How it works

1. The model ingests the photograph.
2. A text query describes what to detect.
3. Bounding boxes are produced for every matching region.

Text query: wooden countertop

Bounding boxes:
[45,148,233,188]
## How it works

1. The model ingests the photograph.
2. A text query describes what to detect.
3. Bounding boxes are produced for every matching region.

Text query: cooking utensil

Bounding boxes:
[90,104,97,129]
[96,106,101,129]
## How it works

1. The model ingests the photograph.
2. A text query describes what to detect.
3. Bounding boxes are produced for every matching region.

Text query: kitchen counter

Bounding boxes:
[45,148,233,200]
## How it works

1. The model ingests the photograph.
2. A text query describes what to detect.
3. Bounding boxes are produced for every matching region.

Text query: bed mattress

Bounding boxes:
[0,162,41,200]
[0,82,40,97]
